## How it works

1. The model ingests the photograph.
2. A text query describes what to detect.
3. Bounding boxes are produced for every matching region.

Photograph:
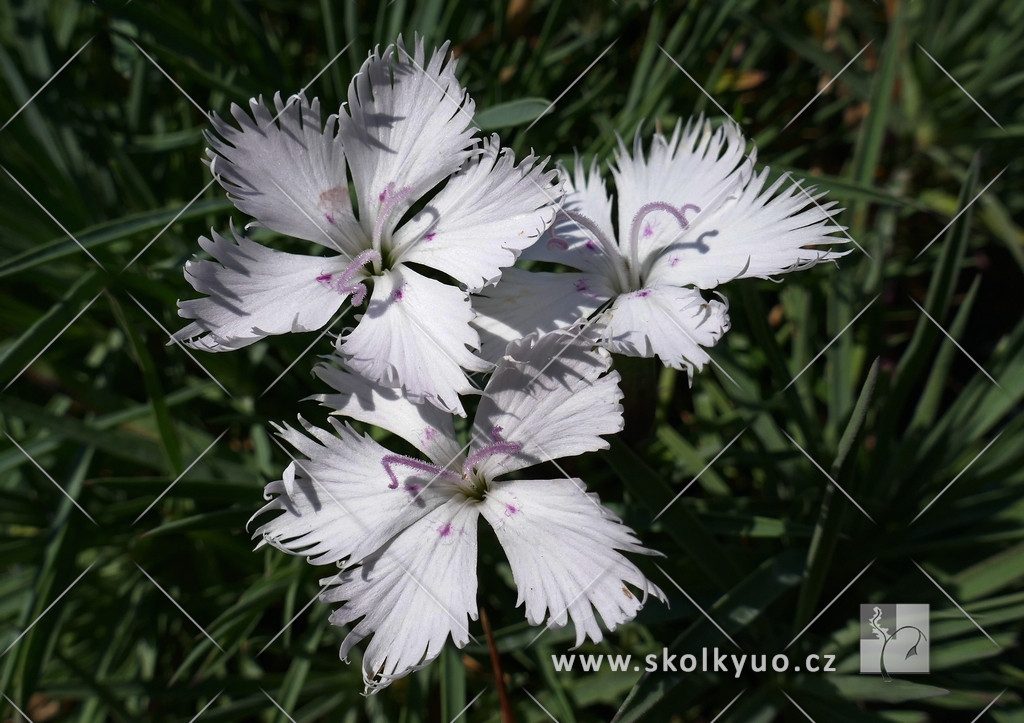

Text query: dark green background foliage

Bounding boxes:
[1,0,1022,720]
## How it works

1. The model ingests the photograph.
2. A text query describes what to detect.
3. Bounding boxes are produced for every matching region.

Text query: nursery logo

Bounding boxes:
[859,604,930,679]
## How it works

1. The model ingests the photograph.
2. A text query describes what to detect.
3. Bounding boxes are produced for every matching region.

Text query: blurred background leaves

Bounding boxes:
[1,0,1022,720]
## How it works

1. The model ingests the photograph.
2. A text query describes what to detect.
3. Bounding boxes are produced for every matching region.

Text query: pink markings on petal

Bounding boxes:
[316,272,332,283]
[574,279,589,293]
[670,256,680,267]
[546,236,569,251]
[504,503,519,516]
[390,283,408,302]
[585,240,599,252]
[317,186,349,227]
[634,289,651,298]
[438,522,453,538]
[425,232,436,242]
[643,222,654,238]
[423,427,438,441]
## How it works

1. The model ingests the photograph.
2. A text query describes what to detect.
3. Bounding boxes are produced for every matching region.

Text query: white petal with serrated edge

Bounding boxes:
[472,327,623,479]
[613,118,752,271]
[392,135,560,291]
[206,93,364,256]
[645,168,848,289]
[174,226,352,351]
[602,285,730,378]
[312,361,463,468]
[519,157,623,279]
[481,478,665,648]
[323,497,479,694]
[470,267,613,364]
[340,37,477,239]
[250,418,455,568]
[337,265,489,417]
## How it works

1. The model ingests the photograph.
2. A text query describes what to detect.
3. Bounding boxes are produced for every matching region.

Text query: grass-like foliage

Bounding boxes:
[1,0,1022,720]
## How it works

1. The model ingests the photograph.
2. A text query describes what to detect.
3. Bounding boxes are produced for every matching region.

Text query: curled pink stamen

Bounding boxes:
[317,248,381,306]
[373,182,417,250]
[627,201,701,287]
[463,427,522,475]
[381,454,459,489]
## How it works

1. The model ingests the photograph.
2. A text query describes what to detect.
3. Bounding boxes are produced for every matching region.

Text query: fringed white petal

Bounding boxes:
[337,265,489,417]
[481,478,666,647]
[472,327,623,479]
[340,37,477,242]
[250,418,453,568]
[470,267,613,365]
[393,135,561,291]
[323,498,480,694]
[206,93,364,256]
[601,285,731,378]
[613,118,752,269]
[519,157,624,280]
[174,226,350,351]
[312,361,463,468]
[646,167,848,289]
